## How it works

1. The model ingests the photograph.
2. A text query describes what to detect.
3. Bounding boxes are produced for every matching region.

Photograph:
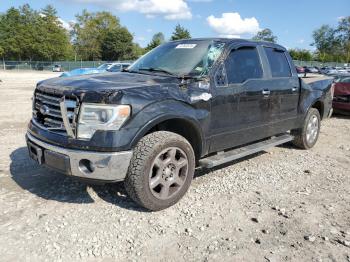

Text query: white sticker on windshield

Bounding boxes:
[176,44,197,49]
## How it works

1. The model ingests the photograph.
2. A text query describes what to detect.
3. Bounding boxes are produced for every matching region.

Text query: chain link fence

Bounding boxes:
[0,60,134,71]
[292,60,347,68]
[0,60,347,72]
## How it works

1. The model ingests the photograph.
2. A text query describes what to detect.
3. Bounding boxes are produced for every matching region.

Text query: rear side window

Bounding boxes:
[225,47,263,84]
[264,48,291,77]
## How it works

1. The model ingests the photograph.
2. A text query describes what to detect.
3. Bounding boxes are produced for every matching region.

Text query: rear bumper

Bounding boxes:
[26,132,133,182]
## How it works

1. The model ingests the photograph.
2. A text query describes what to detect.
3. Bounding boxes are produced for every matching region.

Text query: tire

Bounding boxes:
[124,131,195,211]
[292,108,321,149]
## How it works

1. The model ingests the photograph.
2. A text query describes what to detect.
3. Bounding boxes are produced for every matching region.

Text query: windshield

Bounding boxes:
[129,40,225,77]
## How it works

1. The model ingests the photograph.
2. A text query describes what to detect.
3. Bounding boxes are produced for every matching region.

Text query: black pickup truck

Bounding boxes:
[26,38,333,210]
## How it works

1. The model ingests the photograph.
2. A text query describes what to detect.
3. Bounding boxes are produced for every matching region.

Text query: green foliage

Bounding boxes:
[312,17,350,63]
[101,27,134,60]
[131,43,147,57]
[288,49,313,61]
[336,17,350,62]
[252,28,277,43]
[170,24,191,41]
[145,32,165,52]
[72,10,142,60]
[0,4,71,60]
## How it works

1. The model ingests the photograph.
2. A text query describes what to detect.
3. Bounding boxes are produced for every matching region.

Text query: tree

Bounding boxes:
[145,32,165,52]
[72,10,138,60]
[336,16,350,62]
[170,24,191,41]
[37,5,72,60]
[288,49,313,61]
[252,28,277,43]
[0,7,24,60]
[101,27,134,60]
[131,43,146,58]
[0,4,71,61]
[312,25,340,62]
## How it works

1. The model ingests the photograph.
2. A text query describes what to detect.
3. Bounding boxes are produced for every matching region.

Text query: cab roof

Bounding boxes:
[171,38,287,51]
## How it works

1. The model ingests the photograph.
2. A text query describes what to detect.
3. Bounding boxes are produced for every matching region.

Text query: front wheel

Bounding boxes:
[124,131,195,211]
[292,108,321,149]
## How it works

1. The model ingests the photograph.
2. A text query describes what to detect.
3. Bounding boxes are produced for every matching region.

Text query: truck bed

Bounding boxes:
[301,74,334,84]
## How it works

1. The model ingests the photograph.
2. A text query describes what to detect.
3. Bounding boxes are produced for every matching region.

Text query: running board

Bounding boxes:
[199,134,294,168]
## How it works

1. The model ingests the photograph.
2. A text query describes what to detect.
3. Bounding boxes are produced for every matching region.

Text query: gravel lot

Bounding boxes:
[0,71,349,261]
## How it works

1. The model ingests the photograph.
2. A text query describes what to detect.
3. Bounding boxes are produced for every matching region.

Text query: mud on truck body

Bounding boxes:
[26,38,333,210]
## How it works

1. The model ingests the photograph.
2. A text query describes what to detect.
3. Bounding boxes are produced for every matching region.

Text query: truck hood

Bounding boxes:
[36,71,212,110]
[37,72,174,94]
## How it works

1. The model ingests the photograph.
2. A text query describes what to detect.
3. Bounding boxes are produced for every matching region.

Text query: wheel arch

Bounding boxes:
[130,115,204,160]
[310,99,325,119]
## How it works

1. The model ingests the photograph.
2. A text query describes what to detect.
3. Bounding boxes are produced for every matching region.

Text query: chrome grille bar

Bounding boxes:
[33,90,78,136]
[60,97,75,138]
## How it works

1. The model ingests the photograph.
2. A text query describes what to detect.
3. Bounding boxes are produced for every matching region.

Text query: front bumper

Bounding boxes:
[26,132,133,182]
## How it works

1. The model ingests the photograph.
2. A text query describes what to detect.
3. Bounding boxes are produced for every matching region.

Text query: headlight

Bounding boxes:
[77,103,131,139]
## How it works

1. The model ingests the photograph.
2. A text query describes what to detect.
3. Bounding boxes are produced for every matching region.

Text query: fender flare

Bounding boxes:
[129,113,205,152]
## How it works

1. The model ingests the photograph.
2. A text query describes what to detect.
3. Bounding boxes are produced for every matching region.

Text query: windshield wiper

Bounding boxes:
[181,74,209,81]
[138,67,178,77]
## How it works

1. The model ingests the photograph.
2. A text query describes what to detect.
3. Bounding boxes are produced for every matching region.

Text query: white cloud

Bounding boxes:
[40,12,72,31]
[297,39,305,44]
[219,34,241,39]
[207,12,260,38]
[70,0,192,20]
[58,18,71,31]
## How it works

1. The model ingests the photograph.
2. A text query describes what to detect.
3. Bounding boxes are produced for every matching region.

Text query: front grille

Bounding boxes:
[33,90,78,136]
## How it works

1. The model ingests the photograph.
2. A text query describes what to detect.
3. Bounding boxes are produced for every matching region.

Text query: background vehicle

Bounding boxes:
[304,66,319,74]
[296,66,306,77]
[333,75,350,115]
[325,68,339,75]
[336,68,350,75]
[26,39,333,211]
[107,63,131,72]
[60,63,114,77]
[52,64,62,72]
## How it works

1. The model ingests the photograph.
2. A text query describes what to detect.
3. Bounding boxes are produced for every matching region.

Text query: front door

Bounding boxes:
[209,44,272,153]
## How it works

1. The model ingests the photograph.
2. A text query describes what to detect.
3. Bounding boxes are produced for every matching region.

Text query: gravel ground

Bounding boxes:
[0,71,349,262]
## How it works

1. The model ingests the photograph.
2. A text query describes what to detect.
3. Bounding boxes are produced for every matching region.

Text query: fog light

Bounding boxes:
[79,159,95,174]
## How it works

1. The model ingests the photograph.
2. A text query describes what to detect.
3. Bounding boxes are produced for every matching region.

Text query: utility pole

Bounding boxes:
[2,57,5,70]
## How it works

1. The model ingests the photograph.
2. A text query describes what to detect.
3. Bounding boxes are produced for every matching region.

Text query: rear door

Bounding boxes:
[262,47,300,132]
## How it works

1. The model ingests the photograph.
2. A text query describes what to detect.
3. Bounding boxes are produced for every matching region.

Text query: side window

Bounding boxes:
[224,47,263,84]
[264,48,291,77]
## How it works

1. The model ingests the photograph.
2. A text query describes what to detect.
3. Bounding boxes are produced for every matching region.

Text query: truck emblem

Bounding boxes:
[39,105,50,115]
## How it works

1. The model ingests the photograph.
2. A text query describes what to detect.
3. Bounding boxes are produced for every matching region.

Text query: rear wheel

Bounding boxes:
[292,108,321,149]
[124,131,195,211]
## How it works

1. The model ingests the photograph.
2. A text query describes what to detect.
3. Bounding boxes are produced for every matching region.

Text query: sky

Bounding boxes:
[1,0,349,50]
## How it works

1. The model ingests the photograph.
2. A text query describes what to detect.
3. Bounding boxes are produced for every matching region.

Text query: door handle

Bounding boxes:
[292,87,298,92]
[262,90,271,96]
